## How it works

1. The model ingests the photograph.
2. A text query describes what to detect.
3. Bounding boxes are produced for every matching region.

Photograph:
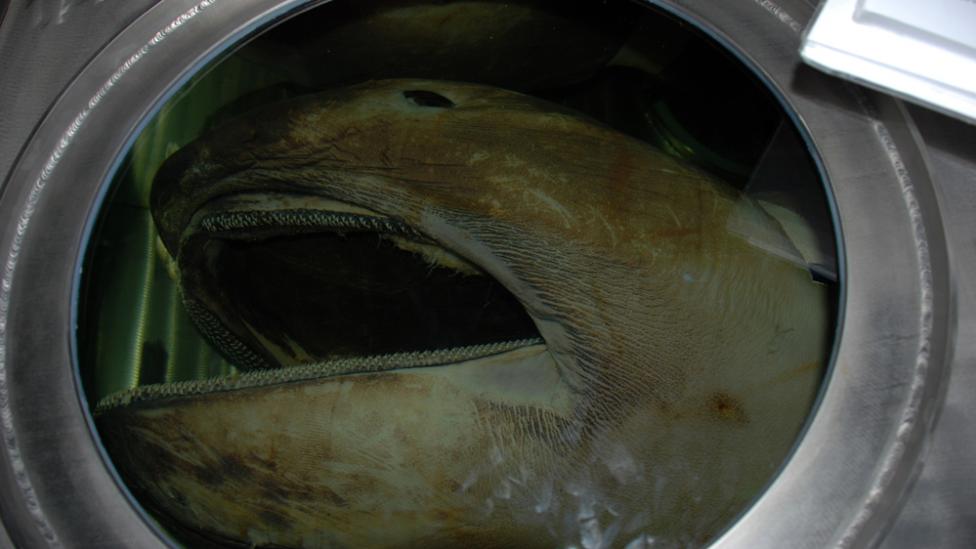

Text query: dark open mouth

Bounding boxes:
[179,192,544,373]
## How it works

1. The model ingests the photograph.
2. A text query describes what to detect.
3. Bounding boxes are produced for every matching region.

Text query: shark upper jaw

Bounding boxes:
[183,191,424,247]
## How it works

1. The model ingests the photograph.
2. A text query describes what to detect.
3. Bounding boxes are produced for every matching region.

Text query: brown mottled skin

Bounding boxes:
[101,80,829,547]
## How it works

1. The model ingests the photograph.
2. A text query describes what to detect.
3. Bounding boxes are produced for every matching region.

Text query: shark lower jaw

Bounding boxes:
[175,191,545,374]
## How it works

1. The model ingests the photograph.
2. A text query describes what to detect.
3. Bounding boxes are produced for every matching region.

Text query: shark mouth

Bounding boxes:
[174,191,544,374]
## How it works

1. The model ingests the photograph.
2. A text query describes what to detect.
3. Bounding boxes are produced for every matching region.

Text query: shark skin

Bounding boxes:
[99,79,830,548]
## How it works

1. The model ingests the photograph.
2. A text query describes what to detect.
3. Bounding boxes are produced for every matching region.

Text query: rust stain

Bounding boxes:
[706,392,749,425]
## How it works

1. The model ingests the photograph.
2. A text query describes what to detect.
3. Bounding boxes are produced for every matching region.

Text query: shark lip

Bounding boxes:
[182,191,416,241]
[174,191,545,374]
[94,340,550,413]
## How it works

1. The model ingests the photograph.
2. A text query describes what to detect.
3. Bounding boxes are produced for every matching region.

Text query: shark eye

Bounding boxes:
[403,89,456,108]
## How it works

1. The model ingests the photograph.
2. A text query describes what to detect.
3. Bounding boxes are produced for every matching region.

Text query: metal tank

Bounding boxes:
[0,0,971,547]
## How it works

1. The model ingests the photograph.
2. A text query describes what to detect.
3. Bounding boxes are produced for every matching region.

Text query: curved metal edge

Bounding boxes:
[845,97,955,549]
[0,1,327,546]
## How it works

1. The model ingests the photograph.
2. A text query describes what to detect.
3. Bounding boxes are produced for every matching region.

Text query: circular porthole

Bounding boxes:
[0,0,949,548]
[79,2,839,547]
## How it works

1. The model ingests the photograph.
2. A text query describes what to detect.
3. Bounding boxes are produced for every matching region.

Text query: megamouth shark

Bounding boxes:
[96,79,830,548]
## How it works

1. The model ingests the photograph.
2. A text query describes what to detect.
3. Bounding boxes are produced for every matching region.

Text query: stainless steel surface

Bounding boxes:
[879,106,976,549]
[0,0,968,547]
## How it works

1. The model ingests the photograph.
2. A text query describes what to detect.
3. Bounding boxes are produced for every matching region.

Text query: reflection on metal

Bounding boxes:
[82,0,833,402]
